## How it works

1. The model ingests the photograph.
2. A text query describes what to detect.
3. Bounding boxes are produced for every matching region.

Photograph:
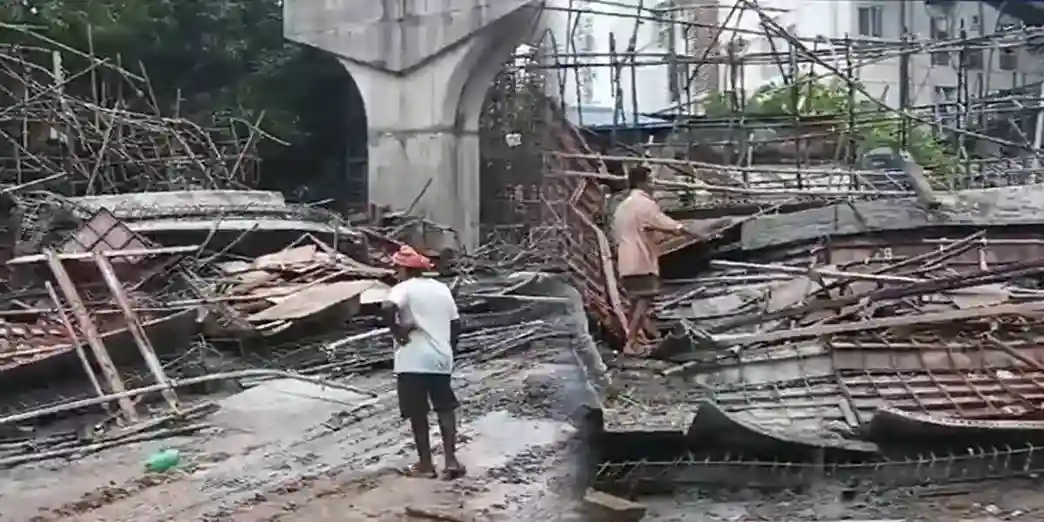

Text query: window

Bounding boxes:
[931,51,950,66]
[1000,48,1018,70]
[728,36,749,54]
[857,6,883,37]
[929,16,949,40]
[658,21,674,50]
[581,69,594,104]
[934,86,957,122]
[667,61,688,103]
[963,48,983,69]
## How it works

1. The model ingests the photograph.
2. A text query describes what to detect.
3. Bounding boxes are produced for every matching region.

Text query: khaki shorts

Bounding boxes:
[621,274,661,298]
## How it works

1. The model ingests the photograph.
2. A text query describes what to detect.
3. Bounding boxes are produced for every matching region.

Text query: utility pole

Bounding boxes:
[898,0,910,150]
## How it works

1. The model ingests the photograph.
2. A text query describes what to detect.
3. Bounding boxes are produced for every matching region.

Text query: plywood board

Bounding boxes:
[253,245,318,270]
[247,280,381,322]
[360,282,391,304]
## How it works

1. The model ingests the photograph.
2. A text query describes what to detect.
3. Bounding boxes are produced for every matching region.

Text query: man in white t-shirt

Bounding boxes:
[382,245,464,480]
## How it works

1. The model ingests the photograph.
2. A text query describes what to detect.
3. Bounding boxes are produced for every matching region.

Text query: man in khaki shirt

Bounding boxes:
[612,166,699,356]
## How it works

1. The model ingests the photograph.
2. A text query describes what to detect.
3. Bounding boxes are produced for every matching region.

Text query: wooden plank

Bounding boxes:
[94,253,180,412]
[247,280,378,322]
[44,249,138,423]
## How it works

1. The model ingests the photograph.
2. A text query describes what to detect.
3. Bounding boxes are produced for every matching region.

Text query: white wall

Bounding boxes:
[542,0,690,117]
[715,0,853,95]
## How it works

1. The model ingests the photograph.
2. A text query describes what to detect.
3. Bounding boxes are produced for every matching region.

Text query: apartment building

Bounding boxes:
[719,0,1043,109]
[546,0,713,118]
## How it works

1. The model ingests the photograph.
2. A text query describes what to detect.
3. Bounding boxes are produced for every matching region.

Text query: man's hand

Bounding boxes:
[392,323,414,345]
[683,218,734,239]
[383,302,413,345]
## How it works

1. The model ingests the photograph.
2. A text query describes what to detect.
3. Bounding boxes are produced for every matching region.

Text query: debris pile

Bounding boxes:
[209,235,391,337]
[0,187,580,461]
[539,110,1044,497]
[0,31,587,477]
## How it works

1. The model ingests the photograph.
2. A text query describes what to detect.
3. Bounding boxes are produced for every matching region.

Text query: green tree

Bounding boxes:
[3,0,358,199]
[703,75,961,178]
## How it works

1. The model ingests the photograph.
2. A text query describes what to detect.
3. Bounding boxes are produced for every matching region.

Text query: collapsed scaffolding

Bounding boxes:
[0,22,593,476]
[538,0,1044,194]
[0,23,261,194]
[7,0,1044,503]
[513,0,1044,494]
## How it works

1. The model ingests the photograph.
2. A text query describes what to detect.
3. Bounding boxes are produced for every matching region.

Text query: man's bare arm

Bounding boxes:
[450,318,461,351]
[645,208,686,234]
[382,302,410,344]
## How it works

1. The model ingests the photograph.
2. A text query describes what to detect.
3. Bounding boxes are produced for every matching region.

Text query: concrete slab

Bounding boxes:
[209,378,372,441]
[456,411,574,474]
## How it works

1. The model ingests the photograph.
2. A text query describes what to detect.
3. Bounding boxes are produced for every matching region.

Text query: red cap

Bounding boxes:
[391,245,433,270]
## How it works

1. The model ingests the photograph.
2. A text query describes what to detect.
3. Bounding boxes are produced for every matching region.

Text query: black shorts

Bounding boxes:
[396,373,459,418]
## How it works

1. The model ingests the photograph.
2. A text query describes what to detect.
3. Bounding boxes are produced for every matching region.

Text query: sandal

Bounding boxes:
[399,463,438,479]
[441,465,467,481]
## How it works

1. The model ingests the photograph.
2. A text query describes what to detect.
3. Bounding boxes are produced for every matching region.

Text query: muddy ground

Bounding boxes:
[638,480,1044,521]
[1,343,594,522]
[5,342,1044,521]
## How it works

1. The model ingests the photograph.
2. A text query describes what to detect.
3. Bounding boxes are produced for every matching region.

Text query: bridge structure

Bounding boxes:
[283,0,545,251]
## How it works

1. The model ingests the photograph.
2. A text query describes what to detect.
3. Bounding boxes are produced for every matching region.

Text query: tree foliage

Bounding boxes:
[704,74,960,176]
[3,0,357,197]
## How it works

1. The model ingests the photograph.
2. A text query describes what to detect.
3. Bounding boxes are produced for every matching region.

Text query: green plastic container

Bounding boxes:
[144,448,181,472]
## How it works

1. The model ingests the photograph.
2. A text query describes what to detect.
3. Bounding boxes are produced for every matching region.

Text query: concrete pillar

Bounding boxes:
[285,0,541,251]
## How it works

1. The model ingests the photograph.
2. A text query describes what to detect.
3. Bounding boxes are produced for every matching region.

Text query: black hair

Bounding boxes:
[627,165,651,189]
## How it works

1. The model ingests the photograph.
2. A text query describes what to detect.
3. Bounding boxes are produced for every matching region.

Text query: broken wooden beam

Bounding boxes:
[94,252,181,412]
[44,281,107,406]
[44,248,139,423]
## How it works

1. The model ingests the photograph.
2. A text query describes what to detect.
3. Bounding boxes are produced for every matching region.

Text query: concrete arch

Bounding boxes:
[254,48,367,213]
[448,7,543,135]
[286,1,547,250]
[442,6,544,242]
[284,0,542,250]
[342,66,369,211]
